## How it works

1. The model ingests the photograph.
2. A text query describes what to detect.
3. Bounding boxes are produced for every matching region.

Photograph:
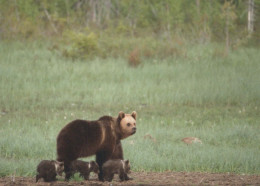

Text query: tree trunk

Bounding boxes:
[248,0,254,35]
[225,13,229,55]
[91,0,97,23]
[196,0,200,16]
[43,7,58,34]
[14,0,20,22]
[225,1,230,55]
[104,0,111,21]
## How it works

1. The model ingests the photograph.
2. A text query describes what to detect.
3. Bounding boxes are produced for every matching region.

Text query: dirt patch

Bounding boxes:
[1,172,260,185]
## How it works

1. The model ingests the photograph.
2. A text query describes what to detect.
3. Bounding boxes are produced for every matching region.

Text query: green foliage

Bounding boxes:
[0,0,257,46]
[56,28,188,60]
[0,0,258,63]
[62,31,99,59]
[0,42,259,176]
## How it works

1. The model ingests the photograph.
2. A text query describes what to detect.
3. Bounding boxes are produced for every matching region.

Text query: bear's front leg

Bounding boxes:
[124,173,132,180]
[119,171,126,181]
[36,174,40,182]
[96,150,112,181]
[82,173,90,180]
[64,162,73,181]
[111,142,133,181]
[111,141,124,159]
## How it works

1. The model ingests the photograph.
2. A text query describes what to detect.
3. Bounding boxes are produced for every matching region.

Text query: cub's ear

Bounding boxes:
[59,162,64,166]
[118,111,125,120]
[90,161,97,166]
[131,111,137,120]
[125,160,129,165]
[55,161,63,166]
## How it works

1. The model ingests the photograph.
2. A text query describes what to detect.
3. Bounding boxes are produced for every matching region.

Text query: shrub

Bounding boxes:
[62,31,99,60]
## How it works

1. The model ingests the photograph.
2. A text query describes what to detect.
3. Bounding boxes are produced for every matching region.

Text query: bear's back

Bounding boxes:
[58,120,101,142]
[37,160,55,174]
[57,117,117,160]
[102,159,122,173]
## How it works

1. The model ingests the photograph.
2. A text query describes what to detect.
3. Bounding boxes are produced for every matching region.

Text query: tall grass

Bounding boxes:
[0,41,259,177]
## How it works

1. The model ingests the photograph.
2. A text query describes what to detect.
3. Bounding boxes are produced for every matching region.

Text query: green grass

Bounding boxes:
[0,41,259,177]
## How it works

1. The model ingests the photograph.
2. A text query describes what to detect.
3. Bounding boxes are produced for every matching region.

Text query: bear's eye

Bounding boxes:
[127,123,131,127]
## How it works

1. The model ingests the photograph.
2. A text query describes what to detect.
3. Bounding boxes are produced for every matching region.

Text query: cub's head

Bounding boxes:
[124,160,131,173]
[89,161,99,174]
[53,160,64,176]
[117,111,137,139]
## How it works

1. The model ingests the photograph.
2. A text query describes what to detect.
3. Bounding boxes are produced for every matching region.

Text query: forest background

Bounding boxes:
[1,0,259,60]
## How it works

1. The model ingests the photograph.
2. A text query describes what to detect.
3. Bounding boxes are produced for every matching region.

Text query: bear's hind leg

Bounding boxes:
[44,173,57,182]
[109,174,114,182]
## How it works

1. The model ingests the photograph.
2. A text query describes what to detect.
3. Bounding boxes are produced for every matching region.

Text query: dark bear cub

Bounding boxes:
[36,160,64,182]
[71,160,99,180]
[102,159,131,182]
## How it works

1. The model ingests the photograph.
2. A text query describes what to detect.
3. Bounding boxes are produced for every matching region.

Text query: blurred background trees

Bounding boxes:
[0,0,259,59]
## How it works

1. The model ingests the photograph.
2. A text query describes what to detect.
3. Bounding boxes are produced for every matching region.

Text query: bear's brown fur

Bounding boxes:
[56,111,137,180]
[70,160,99,180]
[102,159,131,182]
[36,160,64,182]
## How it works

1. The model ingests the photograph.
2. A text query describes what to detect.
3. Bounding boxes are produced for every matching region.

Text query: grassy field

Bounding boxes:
[0,41,259,177]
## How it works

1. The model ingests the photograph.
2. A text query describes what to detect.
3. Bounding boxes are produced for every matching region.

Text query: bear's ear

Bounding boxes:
[55,161,64,167]
[131,111,137,120]
[125,160,129,165]
[90,161,97,167]
[59,162,64,166]
[118,111,125,120]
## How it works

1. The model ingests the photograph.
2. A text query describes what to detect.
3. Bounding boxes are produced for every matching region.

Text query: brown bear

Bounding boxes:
[56,111,137,180]
[36,160,64,182]
[102,159,131,182]
[70,160,99,180]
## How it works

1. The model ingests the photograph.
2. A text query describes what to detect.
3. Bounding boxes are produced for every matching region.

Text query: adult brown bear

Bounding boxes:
[56,111,137,180]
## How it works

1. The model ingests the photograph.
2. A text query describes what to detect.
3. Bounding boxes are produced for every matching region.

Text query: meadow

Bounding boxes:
[0,41,259,178]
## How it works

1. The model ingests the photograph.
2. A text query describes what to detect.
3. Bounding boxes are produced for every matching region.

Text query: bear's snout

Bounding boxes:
[132,127,136,134]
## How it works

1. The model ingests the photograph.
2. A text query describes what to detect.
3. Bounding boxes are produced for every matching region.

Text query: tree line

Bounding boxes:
[0,0,259,60]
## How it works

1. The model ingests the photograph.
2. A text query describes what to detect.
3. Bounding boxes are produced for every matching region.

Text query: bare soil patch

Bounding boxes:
[1,172,260,185]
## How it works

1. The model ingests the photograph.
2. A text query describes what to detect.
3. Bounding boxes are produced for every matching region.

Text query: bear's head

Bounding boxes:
[124,160,131,173]
[53,160,64,176]
[117,111,137,139]
[90,161,99,174]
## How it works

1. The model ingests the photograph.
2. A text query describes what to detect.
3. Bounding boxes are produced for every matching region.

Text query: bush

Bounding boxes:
[62,30,99,60]
[58,28,188,61]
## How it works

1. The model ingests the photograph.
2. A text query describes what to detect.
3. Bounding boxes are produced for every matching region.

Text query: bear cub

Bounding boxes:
[71,160,99,180]
[36,160,64,182]
[102,159,131,182]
